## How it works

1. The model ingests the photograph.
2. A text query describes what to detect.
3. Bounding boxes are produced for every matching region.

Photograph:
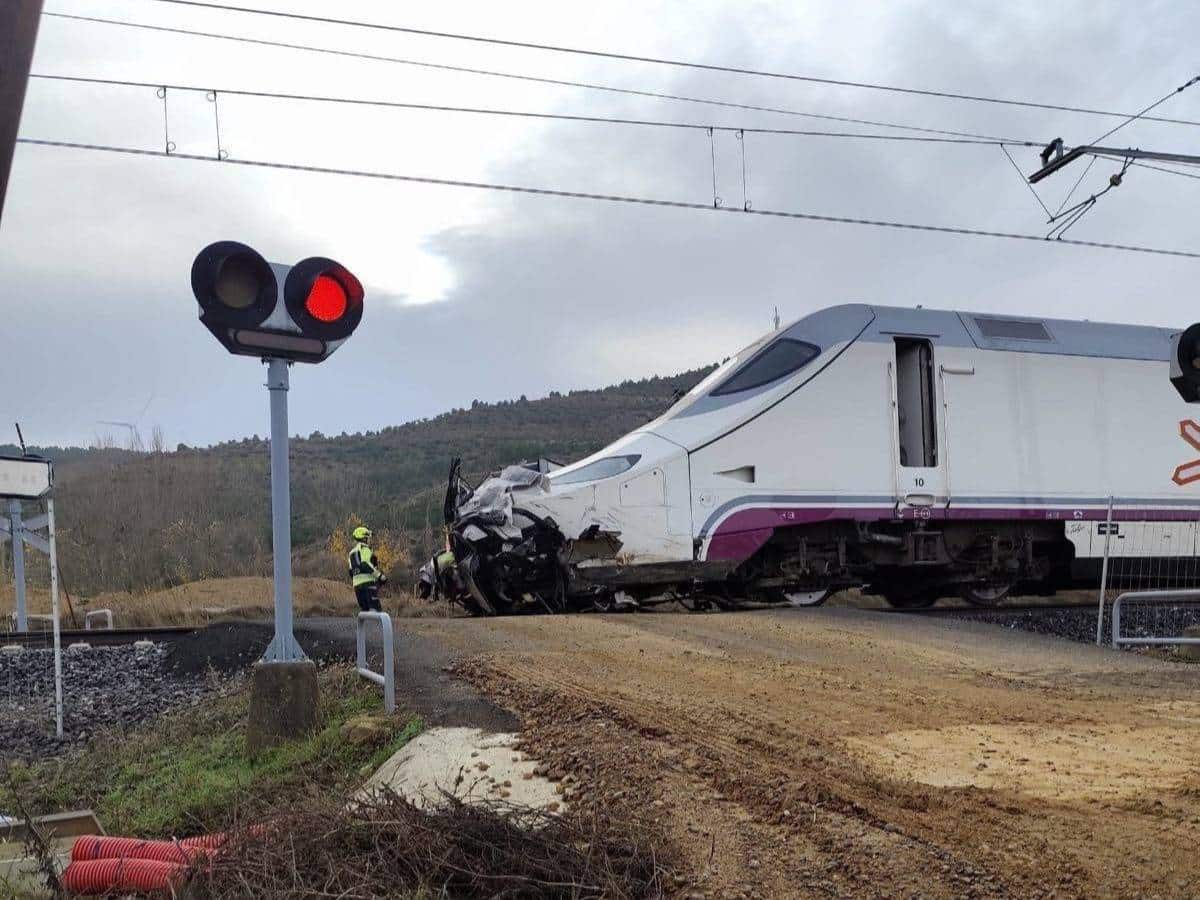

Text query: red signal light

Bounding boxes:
[283,256,363,344]
[304,275,348,323]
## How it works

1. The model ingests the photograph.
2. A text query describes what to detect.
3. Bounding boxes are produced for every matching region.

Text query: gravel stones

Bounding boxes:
[940,604,1200,647]
[0,642,221,761]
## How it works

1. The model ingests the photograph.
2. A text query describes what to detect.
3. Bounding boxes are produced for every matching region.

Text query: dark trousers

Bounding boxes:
[355,584,381,612]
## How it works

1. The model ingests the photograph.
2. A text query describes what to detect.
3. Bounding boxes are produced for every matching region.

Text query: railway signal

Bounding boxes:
[190,240,366,748]
[1170,323,1200,403]
[190,241,363,363]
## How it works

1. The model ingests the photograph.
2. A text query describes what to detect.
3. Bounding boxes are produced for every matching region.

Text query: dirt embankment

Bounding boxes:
[398,609,1200,899]
[2,576,453,629]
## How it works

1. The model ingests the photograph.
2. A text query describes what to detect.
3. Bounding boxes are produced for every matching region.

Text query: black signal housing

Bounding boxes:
[191,241,278,328]
[1170,322,1200,403]
[191,241,364,363]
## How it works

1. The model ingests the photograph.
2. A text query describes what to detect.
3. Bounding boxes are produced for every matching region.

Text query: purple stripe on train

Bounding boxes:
[703,504,1200,562]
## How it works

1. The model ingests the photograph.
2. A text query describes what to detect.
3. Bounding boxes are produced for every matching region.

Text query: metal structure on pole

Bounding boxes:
[0,455,62,737]
[1029,143,1200,184]
[1096,496,1114,645]
[7,499,28,631]
[46,497,63,737]
[0,0,44,225]
[261,357,306,663]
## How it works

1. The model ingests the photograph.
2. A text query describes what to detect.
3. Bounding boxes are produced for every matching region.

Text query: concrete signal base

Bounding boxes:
[247,660,320,754]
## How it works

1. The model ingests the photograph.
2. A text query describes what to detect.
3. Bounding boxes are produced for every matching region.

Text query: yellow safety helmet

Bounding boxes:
[352,526,372,541]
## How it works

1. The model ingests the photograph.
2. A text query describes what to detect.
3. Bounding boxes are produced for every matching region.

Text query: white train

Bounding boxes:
[428,304,1200,612]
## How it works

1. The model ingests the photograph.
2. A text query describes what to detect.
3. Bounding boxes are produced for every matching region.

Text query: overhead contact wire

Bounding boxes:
[40,13,1036,144]
[1089,75,1200,144]
[136,0,1200,127]
[26,73,1031,145]
[1000,143,1052,218]
[16,137,1200,259]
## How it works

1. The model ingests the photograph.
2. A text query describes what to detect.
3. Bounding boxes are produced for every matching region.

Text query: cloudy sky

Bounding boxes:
[4,0,1199,448]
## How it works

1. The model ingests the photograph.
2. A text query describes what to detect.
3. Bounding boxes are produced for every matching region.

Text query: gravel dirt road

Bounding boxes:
[383,608,1200,899]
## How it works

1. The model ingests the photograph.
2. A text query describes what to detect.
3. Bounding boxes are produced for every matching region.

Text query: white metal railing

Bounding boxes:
[355,611,395,713]
[84,609,114,631]
[1111,589,1200,648]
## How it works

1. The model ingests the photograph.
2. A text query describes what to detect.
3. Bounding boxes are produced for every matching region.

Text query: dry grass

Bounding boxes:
[194,791,671,899]
[0,576,453,629]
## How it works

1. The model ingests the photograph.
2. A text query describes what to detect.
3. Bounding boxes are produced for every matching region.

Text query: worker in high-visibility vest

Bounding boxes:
[348,525,386,612]
[417,547,459,600]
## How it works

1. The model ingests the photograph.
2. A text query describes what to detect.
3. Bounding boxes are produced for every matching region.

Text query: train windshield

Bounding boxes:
[549,454,641,485]
[654,331,821,421]
[710,338,820,396]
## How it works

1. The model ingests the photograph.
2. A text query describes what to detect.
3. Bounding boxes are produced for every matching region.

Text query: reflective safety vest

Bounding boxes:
[348,541,382,587]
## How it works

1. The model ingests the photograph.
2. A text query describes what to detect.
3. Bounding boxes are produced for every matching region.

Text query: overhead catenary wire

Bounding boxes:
[1127,159,1200,180]
[1025,76,1200,226]
[1000,143,1052,218]
[1089,75,1200,144]
[27,72,1034,146]
[135,0,1200,128]
[39,12,1040,145]
[1053,155,1098,216]
[16,136,1200,260]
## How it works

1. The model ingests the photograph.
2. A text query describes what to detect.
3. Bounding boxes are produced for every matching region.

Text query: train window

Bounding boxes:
[550,454,641,485]
[974,317,1052,341]
[894,339,937,468]
[710,338,820,396]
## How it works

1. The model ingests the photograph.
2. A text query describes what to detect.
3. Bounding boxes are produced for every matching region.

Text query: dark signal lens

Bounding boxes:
[214,256,264,309]
[305,275,348,322]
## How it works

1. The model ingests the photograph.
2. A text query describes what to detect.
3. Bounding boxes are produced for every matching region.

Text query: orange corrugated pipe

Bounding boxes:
[70,835,212,865]
[64,831,230,895]
[61,858,184,895]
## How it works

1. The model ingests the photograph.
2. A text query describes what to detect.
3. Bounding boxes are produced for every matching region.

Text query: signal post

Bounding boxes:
[190,241,364,750]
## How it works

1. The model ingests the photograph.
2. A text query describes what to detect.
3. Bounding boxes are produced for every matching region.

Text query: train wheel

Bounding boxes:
[780,589,832,607]
[960,581,1013,607]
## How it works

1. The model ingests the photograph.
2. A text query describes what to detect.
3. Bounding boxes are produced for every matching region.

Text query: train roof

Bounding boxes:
[798,303,1177,362]
[648,303,1179,433]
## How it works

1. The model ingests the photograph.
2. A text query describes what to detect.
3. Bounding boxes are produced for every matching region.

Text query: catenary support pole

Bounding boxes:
[1096,496,1114,645]
[9,499,27,632]
[47,498,63,738]
[0,0,43,225]
[261,357,305,662]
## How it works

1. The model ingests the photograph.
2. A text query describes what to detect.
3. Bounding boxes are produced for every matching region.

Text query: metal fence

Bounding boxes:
[1111,589,1200,648]
[1086,499,1200,646]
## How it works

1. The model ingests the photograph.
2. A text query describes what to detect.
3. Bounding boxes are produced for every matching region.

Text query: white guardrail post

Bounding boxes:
[355,611,395,714]
[84,609,113,631]
[1111,589,1200,648]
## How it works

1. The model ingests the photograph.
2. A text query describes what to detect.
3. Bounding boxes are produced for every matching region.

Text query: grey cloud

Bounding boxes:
[4,0,1200,447]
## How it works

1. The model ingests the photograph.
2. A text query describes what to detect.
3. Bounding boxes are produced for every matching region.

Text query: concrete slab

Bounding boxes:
[360,726,562,812]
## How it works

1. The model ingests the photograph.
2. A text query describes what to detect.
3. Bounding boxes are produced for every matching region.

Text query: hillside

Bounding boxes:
[3,367,713,597]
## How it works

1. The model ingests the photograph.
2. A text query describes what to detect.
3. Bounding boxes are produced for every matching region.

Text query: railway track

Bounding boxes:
[0,625,197,648]
[890,598,1200,616]
[887,602,1102,615]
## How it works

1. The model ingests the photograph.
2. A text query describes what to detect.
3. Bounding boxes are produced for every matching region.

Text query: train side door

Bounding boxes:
[889,338,947,517]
